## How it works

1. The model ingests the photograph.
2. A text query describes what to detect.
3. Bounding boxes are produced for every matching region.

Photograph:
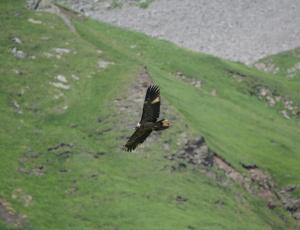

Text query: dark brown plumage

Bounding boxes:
[124,85,170,151]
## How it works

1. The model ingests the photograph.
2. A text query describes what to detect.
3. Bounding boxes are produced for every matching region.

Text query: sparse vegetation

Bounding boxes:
[137,0,154,8]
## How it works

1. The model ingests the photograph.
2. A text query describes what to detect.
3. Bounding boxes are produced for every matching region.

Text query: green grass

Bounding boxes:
[137,0,154,8]
[0,1,299,229]
[255,47,300,98]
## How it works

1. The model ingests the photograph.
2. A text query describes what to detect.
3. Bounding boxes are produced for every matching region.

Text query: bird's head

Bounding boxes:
[135,122,141,129]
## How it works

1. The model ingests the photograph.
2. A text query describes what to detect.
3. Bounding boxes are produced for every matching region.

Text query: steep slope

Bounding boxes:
[0,1,299,229]
[255,47,300,102]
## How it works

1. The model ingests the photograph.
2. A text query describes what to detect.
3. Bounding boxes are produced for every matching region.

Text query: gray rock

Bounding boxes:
[56,74,68,83]
[53,48,71,55]
[281,110,290,119]
[12,37,22,44]
[98,59,114,69]
[28,18,42,24]
[174,136,214,167]
[50,81,70,90]
[11,47,26,59]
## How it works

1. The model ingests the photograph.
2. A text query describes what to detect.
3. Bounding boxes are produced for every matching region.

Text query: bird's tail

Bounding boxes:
[154,119,171,131]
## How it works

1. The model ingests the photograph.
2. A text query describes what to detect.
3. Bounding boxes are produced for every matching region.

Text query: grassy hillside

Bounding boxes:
[255,47,300,96]
[0,1,299,229]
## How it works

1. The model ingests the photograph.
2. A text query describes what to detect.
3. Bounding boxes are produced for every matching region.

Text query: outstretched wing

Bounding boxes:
[124,128,152,152]
[140,85,160,123]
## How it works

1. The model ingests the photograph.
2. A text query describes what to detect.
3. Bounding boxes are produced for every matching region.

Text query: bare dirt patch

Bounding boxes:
[0,199,26,228]
[114,66,158,149]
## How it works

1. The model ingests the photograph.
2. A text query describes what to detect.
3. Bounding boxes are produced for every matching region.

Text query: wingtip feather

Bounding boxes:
[147,85,160,99]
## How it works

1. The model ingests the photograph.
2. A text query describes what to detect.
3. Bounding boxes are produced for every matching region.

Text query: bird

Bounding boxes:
[124,85,170,151]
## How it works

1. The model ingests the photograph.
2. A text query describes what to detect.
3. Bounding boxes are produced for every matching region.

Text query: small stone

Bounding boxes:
[28,18,42,24]
[98,59,114,69]
[12,100,22,114]
[266,96,276,107]
[53,48,71,55]
[281,110,290,119]
[71,74,79,80]
[13,69,22,75]
[211,89,217,96]
[43,52,53,58]
[56,75,67,83]
[176,195,188,203]
[259,87,269,97]
[194,81,202,88]
[12,37,22,44]
[275,96,282,102]
[53,92,64,99]
[11,47,26,59]
[41,36,49,40]
[50,82,70,90]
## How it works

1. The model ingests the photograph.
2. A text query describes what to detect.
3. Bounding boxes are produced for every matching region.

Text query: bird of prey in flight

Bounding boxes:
[124,85,170,151]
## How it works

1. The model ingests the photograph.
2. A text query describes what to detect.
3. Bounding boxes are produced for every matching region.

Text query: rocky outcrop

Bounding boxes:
[254,62,279,74]
[10,47,26,59]
[250,85,299,119]
[175,71,202,89]
[255,60,300,79]
[168,136,213,168]
[286,62,300,78]
[279,185,300,223]
[165,135,300,223]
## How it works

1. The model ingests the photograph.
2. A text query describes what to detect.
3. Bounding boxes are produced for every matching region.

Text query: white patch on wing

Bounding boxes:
[151,96,160,104]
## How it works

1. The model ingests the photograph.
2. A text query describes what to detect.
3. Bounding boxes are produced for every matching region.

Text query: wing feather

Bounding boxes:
[140,85,160,123]
[124,128,152,152]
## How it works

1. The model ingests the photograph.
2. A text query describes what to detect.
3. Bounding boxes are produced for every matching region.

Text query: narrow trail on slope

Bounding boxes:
[29,0,76,32]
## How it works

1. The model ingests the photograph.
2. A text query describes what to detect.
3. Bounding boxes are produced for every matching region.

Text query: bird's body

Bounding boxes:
[124,85,170,151]
[136,120,170,131]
